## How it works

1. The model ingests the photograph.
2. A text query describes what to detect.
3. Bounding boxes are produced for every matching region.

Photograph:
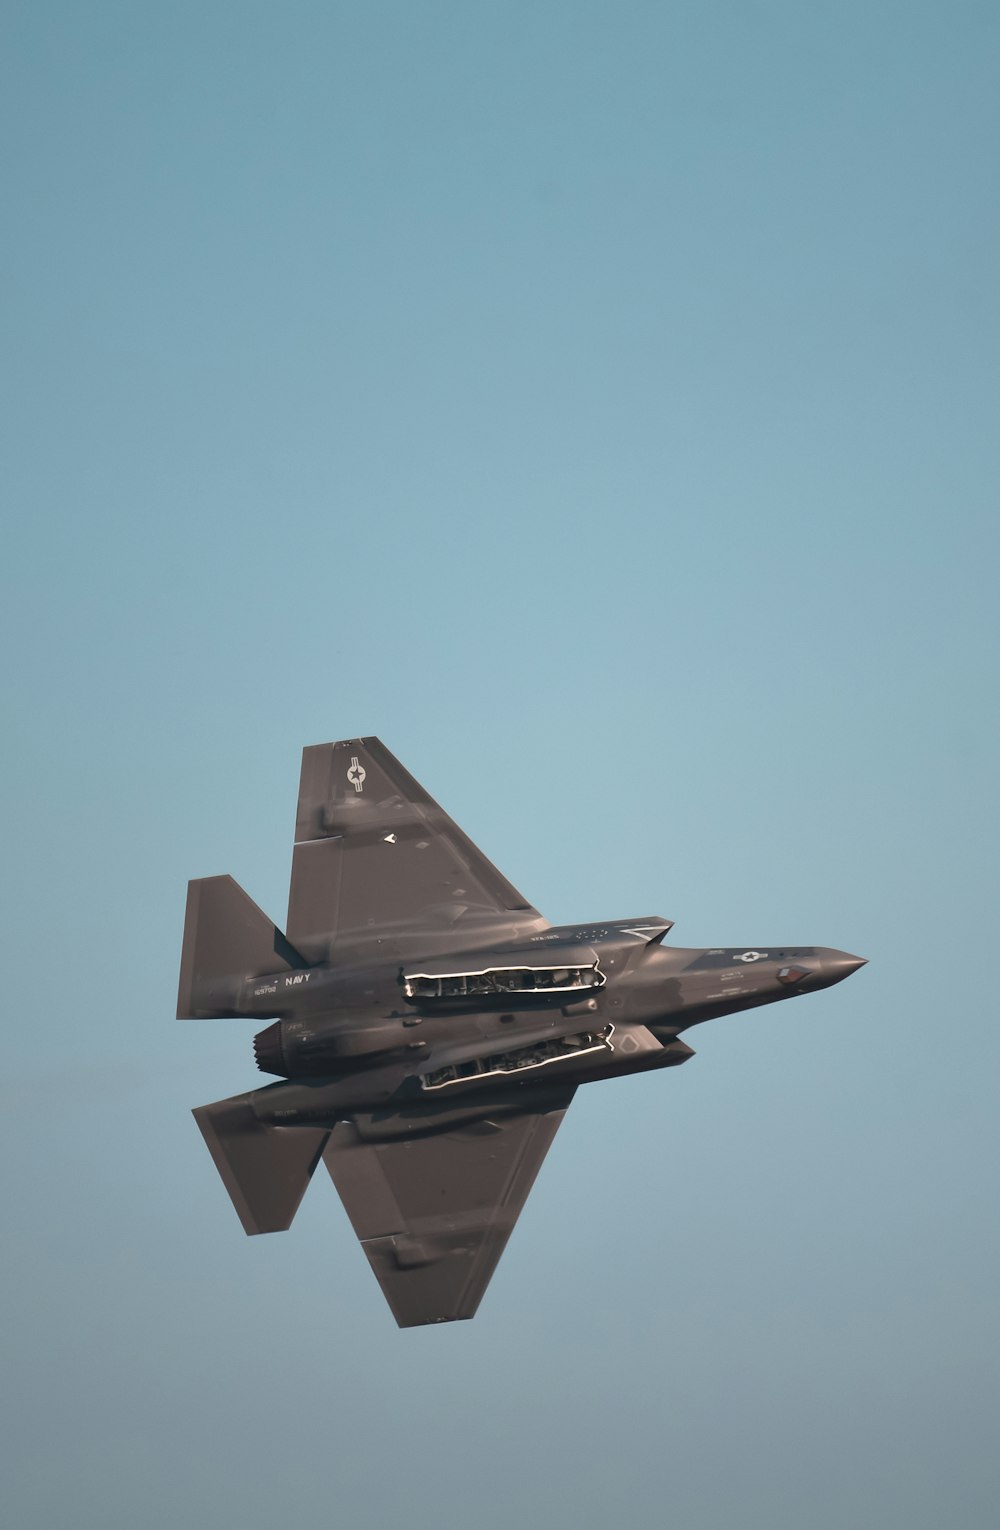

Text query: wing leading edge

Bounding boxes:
[324,1090,576,1326]
[286,737,549,964]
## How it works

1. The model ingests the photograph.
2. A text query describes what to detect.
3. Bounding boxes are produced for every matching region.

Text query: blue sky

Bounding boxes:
[2,4,998,1527]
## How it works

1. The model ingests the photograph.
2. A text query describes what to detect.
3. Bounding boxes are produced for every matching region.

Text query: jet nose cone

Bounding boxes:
[821,949,868,985]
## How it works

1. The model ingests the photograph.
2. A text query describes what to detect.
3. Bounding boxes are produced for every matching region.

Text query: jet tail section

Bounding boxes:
[177,875,307,1019]
[193,1093,329,1235]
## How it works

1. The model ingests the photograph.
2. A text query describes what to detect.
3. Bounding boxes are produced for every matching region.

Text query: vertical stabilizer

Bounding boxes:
[177,875,306,1019]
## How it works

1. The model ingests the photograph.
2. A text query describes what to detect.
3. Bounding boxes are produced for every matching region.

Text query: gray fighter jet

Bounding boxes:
[180,738,865,1327]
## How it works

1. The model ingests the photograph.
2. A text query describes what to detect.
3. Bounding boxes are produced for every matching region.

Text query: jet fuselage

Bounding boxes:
[241,924,865,1128]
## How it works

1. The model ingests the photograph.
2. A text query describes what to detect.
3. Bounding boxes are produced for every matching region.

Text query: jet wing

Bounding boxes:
[323,1090,575,1326]
[286,738,549,964]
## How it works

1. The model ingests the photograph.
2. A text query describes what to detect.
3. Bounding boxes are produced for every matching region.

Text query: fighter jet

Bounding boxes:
[179,737,865,1327]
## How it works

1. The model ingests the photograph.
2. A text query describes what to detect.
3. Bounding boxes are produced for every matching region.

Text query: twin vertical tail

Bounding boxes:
[179,875,322,1232]
[176,874,307,1019]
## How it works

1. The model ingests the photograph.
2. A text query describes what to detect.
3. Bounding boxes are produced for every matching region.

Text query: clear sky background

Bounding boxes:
[2,4,997,1527]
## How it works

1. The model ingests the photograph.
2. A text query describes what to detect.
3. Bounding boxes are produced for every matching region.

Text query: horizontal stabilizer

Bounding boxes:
[193,1093,329,1235]
[177,874,307,1019]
